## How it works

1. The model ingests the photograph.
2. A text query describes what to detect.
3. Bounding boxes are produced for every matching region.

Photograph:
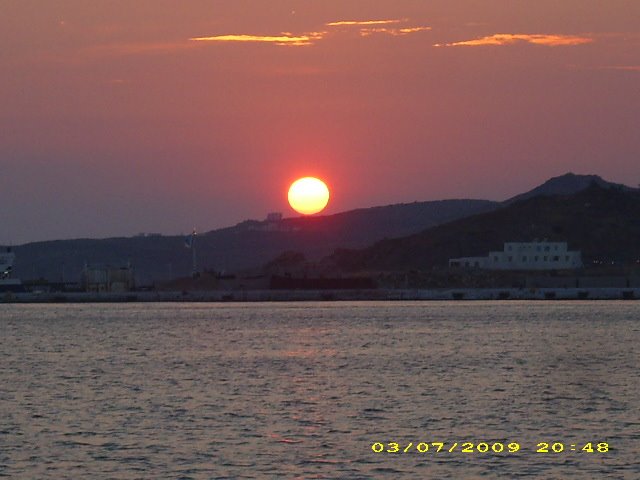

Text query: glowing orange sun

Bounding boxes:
[288,177,330,215]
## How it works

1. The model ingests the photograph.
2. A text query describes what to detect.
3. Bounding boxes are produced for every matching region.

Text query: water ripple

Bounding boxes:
[0,301,638,478]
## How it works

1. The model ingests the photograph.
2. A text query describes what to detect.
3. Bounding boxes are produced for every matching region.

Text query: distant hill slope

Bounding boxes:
[264,199,499,247]
[13,198,497,283]
[328,184,640,272]
[504,172,638,204]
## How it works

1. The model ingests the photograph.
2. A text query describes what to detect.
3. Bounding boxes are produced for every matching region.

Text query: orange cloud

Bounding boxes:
[191,32,326,47]
[326,19,405,27]
[190,20,430,48]
[437,33,593,47]
[359,26,431,37]
[327,19,431,38]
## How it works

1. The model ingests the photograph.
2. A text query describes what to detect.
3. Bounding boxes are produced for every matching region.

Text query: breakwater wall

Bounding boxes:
[2,287,640,303]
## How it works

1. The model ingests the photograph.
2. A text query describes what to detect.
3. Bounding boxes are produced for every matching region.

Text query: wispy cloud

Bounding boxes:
[326,19,405,27]
[190,19,430,48]
[599,65,640,72]
[359,26,431,37]
[327,18,431,38]
[436,33,593,47]
[191,32,326,47]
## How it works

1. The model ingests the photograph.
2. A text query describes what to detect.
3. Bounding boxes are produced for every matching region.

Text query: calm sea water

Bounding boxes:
[1,301,638,479]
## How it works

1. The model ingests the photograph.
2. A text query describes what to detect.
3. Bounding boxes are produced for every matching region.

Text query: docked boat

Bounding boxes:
[0,247,24,292]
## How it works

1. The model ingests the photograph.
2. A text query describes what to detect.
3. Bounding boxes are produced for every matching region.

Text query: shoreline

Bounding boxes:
[2,287,638,303]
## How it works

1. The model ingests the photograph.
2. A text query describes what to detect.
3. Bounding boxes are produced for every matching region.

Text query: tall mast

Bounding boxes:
[191,228,198,278]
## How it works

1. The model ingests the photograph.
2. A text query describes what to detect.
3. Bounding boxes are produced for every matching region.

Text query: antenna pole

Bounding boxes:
[191,229,198,278]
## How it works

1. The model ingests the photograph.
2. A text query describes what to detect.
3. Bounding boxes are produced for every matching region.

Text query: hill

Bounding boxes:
[327,184,640,273]
[13,173,638,284]
[504,172,638,204]
[12,199,496,284]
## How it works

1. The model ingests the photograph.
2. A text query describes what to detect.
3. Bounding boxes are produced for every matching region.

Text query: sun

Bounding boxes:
[288,177,330,215]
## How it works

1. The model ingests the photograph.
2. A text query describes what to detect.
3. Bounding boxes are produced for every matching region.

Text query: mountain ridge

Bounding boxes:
[13,198,497,283]
[11,173,637,283]
[504,172,638,204]
[326,183,640,273]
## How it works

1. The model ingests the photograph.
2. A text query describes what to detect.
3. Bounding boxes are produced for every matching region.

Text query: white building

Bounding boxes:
[449,241,582,271]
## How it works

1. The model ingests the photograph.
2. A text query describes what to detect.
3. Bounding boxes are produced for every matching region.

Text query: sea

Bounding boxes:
[0,301,638,479]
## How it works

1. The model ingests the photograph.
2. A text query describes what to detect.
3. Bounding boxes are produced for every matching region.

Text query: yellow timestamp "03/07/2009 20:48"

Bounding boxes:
[371,441,610,454]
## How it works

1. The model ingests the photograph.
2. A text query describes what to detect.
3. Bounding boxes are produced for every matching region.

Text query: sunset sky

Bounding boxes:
[2,1,639,243]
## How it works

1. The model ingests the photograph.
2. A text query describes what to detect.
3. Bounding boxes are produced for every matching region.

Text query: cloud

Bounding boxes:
[326,19,405,27]
[190,19,430,48]
[359,26,432,37]
[327,18,431,38]
[599,65,640,72]
[436,33,593,47]
[191,32,326,47]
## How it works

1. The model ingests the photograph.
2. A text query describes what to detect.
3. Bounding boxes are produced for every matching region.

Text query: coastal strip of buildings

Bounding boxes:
[3,238,640,302]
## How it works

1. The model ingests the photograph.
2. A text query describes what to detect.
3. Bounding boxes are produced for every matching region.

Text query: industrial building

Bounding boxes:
[449,241,582,270]
[81,263,135,292]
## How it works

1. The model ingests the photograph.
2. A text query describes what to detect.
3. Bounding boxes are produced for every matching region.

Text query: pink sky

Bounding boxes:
[1,1,639,243]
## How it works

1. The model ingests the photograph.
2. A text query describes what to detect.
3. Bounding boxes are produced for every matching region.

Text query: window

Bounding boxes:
[522,256,527,262]
[534,256,539,261]
[494,256,499,262]
[508,256,513,262]
[553,256,559,262]
[536,246,541,252]
[544,246,550,252]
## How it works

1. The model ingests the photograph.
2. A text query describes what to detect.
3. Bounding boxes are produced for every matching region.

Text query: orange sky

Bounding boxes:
[1,1,639,243]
